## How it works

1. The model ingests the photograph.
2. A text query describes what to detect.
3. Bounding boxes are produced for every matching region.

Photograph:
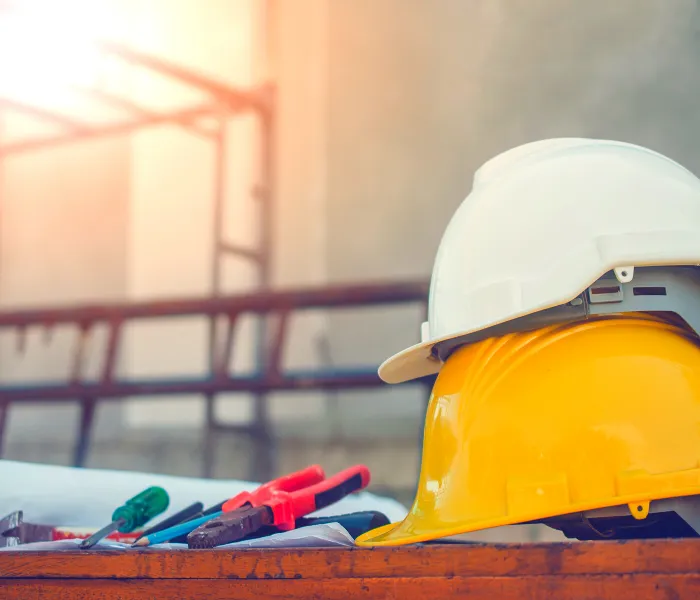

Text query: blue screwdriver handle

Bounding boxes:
[141,511,223,546]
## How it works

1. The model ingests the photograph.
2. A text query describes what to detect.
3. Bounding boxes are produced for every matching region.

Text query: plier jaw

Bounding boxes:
[187,505,274,548]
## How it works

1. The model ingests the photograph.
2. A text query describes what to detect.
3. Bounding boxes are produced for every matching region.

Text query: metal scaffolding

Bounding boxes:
[0,41,429,481]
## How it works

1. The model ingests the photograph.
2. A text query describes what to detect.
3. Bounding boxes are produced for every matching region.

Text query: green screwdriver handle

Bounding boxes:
[112,486,170,532]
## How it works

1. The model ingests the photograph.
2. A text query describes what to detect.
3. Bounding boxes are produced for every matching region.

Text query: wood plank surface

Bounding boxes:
[1,539,700,579]
[1,540,699,599]
[1,574,700,600]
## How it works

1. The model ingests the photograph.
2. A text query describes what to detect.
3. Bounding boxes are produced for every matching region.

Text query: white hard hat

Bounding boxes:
[380,138,700,384]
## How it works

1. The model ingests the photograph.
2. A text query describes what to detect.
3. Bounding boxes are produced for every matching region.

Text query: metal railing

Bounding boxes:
[0,280,429,478]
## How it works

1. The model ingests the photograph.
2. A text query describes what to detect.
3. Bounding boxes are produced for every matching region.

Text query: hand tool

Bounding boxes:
[242,510,390,541]
[218,464,327,515]
[162,500,230,544]
[132,501,203,543]
[80,486,169,549]
[0,511,22,548]
[0,511,142,547]
[137,510,389,547]
[187,464,370,548]
[139,467,328,546]
[287,510,389,539]
[131,511,222,547]
[179,498,228,525]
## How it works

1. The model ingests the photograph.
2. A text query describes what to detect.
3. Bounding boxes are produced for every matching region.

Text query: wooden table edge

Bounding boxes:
[1,539,699,580]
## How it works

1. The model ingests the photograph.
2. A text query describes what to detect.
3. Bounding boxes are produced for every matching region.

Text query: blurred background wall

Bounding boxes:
[0,0,698,539]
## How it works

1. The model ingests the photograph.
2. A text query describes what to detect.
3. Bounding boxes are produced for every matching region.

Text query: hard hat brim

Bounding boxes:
[380,267,700,384]
[378,338,444,384]
[356,489,700,546]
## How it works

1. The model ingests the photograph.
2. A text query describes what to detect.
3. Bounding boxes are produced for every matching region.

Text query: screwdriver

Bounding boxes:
[132,501,203,544]
[157,499,229,544]
[179,498,228,525]
[80,486,169,549]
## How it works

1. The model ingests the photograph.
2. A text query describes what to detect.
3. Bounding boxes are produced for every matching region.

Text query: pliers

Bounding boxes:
[187,464,370,548]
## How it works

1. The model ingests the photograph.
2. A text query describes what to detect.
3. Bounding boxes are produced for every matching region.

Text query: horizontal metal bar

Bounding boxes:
[0,97,91,132]
[97,41,271,114]
[0,104,220,156]
[0,369,405,402]
[0,280,429,327]
[209,423,262,434]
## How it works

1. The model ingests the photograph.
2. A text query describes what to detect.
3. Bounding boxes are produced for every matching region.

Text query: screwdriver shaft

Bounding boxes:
[80,518,125,549]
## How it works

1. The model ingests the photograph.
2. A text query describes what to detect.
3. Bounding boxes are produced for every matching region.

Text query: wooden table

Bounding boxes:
[1,539,699,599]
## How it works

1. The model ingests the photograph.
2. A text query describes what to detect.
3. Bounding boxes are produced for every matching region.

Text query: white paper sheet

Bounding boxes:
[0,459,406,528]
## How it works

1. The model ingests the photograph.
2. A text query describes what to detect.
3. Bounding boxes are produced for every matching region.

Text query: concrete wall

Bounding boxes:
[322,0,700,421]
[323,0,700,281]
[0,119,130,445]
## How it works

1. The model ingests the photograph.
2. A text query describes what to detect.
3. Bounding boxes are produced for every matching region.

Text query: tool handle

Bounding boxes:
[112,486,170,532]
[271,464,371,530]
[295,511,389,539]
[222,465,325,513]
[144,511,223,546]
[136,502,203,541]
[223,510,391,543]
[201,500,227,517]
[181,499,228,525]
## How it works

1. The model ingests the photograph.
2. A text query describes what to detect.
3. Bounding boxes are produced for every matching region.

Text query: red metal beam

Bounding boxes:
[0,104,219,156]
[97,41,271,114]
[70,85,215,138]
[0,281,429,327]
[0,44,269,155]
[0,97,90,132]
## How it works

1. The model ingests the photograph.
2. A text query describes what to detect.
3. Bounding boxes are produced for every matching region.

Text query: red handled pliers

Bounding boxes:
[187,464,370,548]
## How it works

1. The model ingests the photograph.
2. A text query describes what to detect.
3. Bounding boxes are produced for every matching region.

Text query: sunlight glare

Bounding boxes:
[0,0,111,103]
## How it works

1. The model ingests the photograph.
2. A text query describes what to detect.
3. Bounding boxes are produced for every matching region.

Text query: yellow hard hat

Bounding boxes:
[356,314,700,546]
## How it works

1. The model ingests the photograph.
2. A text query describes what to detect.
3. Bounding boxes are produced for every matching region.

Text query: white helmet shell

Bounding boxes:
[381,138,700,383]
